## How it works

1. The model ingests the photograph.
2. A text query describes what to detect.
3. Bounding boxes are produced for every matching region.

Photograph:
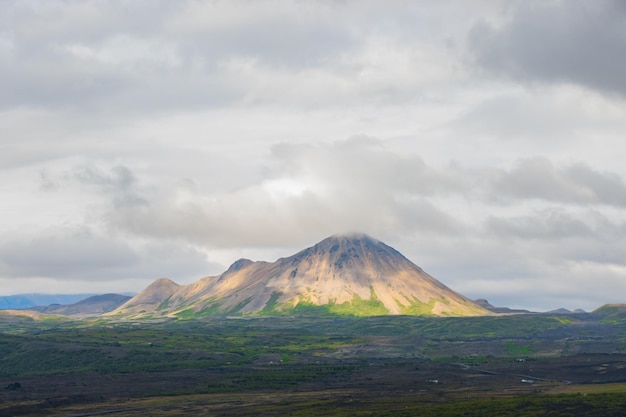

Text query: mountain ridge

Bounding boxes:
[111,234,489,318]
[32,293,132,316]
[0,293,100,310]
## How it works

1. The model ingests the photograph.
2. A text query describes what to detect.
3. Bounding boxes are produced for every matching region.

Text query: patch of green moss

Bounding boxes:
[175,308,196,319]
[258,292,284,316]
[399,298,438,316]
[398,297,486,317]
[197,303,222,317]
[157,298,171,311]
[224,297,254,316]
[327,288,389,317]
[275,288,389,317]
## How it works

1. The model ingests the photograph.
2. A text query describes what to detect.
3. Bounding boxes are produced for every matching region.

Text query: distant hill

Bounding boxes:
[111,234,489,319]
[0,294,97,310]
[32,294,132,317]
[0,309,62,320]
[547,308,587,315]
[594,304,626,314]
[593,304,626,321]
[474,299,531,314]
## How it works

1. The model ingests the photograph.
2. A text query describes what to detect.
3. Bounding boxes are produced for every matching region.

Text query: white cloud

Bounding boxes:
[99,138,465,248]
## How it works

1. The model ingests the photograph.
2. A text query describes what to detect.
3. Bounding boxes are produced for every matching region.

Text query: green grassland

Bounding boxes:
[2,313,626,415]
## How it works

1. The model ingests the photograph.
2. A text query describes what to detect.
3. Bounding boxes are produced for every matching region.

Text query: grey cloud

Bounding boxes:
[419,227,626,311]
[40,164,147,209]
[71,165,136,190]
[0,227,213,282]
[485,210,593,240]
[469,0,626,96]
[0,109,129,170]
[491,157,626,206]
[0,228,136,278]
[470,274,626,312]
[452,93,574,143]
[73,165,147,209]
[169,1,357,69]
[483,209,626,264]
[565,163,626,206]
[0,0,472,114]
[0,1,356,112]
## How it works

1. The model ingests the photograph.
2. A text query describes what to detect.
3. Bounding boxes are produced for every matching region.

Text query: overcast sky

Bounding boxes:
[2,0,626,311]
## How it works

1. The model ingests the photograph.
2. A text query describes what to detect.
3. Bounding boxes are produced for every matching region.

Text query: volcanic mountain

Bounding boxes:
[111,234,488,318]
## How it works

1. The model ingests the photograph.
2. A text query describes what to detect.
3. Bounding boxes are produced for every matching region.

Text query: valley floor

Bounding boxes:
[2,314,626,416]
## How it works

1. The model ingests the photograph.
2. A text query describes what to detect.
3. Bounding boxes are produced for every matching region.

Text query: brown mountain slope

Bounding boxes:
[110,234,489,318]
[114,278,182,316]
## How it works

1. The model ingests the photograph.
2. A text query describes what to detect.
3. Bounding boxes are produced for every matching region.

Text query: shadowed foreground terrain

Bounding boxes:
[2,313,626,416]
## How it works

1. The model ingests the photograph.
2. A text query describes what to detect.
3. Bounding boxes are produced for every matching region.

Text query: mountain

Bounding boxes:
[474,299,531,314]
[593,304,626,320]
[32,294,132,317]
[111,234,489,318]
[546,308,586,315]
[112,278,183,316]
[0,294,98,310]
[594,304,626,314]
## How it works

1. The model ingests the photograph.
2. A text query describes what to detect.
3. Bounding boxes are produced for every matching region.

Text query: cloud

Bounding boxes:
[0,226,214,284]
[465,260,626,312]
[166,0,357,69]
[482,208,626,265]
[68,164,147,209]
[1,1,626,312]
[0,0,470,114]
[15,145,626,311]
[485,209,593,240]
[101,137,466,248]
[37,164,147,212]
[469,0,626,97]
[490,157,626,206]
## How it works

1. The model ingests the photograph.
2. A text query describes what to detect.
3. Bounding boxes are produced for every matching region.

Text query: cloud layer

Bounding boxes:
[1,1,626,311]
[470,0,626,96]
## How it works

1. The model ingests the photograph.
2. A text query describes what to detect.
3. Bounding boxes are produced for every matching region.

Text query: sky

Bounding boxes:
[1,0,626,312]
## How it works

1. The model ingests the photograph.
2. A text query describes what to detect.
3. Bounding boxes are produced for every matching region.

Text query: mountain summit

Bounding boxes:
[112,234,488,318]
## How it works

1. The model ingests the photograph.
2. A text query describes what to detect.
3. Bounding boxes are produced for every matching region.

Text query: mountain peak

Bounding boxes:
[113,234,489,318]
[109,278,181,315]
[226,258,254,274]
[147,278,182,294]
[299,233,407,272]
[324,232,379,246]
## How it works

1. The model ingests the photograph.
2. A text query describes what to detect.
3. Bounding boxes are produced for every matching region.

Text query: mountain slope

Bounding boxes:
[114,278,183,316]
[593,304,626,321]
[32,294,132,317]
[111,234,489,318]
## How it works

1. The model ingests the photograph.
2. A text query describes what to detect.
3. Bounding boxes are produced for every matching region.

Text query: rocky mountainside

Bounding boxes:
[111,234,489,318]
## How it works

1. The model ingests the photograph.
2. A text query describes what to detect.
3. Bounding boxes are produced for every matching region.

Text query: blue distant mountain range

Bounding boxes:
[0,294,119,309]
